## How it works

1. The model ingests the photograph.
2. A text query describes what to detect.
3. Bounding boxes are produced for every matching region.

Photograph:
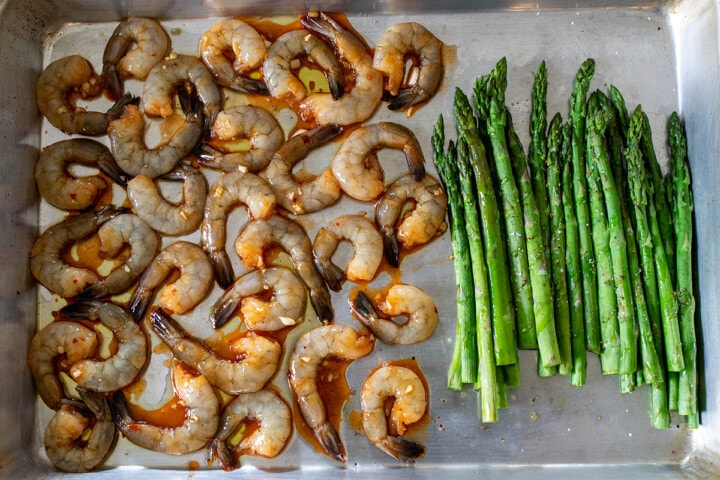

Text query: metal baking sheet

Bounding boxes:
[2,0,719,478]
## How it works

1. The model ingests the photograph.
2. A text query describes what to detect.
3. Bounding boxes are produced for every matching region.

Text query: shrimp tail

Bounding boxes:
[149,308,183,345]
[387,85,427,112]
[381,436,425,463]
[381,228,400,268]
[209,288,241,329]
[231,77,270,96]
[59,300,100,320]
[303,123,343,148]
[76,281,109,300]
[210,438,238,472]
[310,289,334,326]
[300,12,339,41]
[96,151,129,187]
[177,83,209,137]
[316,259,346,292]
[209,250,235,290]
[106,92,139,121]
[328,74,345,101]
[128,287,154,323]
[315,421,346,462]
[106,390,131,427]
[351,290,377,322]
[76,387,112,421]
[101,63,123,100]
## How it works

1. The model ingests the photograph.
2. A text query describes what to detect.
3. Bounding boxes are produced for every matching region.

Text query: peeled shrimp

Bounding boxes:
[198,105,284,172]
[210,266,307,330]
[373,22,443,112]
[210,389,292,471]
[263,29,344,102]
[35,139,127,211]
[299,12,383,125]
[127,162,206,236]
[108,362,220,455]
[313,214,383,291]
[29,205,124,298]
[375,173,448,267]
[150,309,281,395]
[102,17,170,98]
[331,122,426,201]
[264,124,343,215]
[59,300,147,392]
[360,364,426,462]
[288,324,374,462]
[351,285,438,345]
[36,55,135,136]
[235,215,333,325]
[128,241,213,321]
[199,19,269,94]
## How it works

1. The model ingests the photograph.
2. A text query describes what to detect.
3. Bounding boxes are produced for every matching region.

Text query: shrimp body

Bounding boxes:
[210,266,307,330]
[265,124,343,214]
[373,22,443,112]
[108,362,220,455]
[331,122,425,201]
[199,19,269,94]
[127,162,206,236]
[288,324,374,462]
[313,214,383,291]
[299,13,383,125]
[128,241,213,321]
[235,215,333,324]
[352,285,438,345]
[375,173,447,267]
[360,365,426,462]
[151,309,281,395]
[210,389,292,471]
[59,300,147,392]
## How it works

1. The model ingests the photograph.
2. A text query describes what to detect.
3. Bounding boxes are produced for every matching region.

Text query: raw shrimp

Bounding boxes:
[35,139,128,211]
[235,215,333,324]
[331,122,425,201]
[28,321,99,410]
[373,22,443,112]
[198,105,284,172]
[59,300,147,392]
[199,18,269,94]
[150,309,281,395]
[263,29,344,102]
[101,17,171,99]
[202,170,277,288]
[210,266,307,330]
[375,173,448,267]
[299,12,383,125]
[210,389,292,471]
[288,324,374,462]
[108,362,220,455]
[351,285,438,345]
[127,162,206,236]
[360,364,426,462]
[44,388,116,473]
[264,124,343,214]
[79,213,158,299]
[313,214,383,291]
[128,241,213,321]
[36,54,135,136]
[29,205,125,298]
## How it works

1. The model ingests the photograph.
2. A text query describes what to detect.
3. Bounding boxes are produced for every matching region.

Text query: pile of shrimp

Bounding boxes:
[29,12,447,472]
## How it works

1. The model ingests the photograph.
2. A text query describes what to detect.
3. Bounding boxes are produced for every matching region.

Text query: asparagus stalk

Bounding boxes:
[608,85,630,144]
[529,60,552,252]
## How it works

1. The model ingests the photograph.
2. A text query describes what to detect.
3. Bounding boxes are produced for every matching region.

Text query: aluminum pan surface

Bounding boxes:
[1,0,718,478]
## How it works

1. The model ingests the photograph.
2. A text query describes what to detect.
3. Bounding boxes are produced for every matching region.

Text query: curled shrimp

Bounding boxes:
[29,205,124,298]
[151,309,281,395]
[198,105,284,172]
[59,300,147,392]
[210,389,292,471]
[360,364,426,462]
[44,388,116,473]
[28,321,99,410]
[108,362,220,455]
[375,173,448,267]
[199,19,269,94]
[331,122,426,202]
[79,213,158,299]
[373,22,443,113]
[313,214,383,291]
[127,162,207,236]
[351,285,438,345]
[35,139,128,212]
[299,12,383,125]
[265,124,343,215]
[235,214,333,325]
[101,17,171,99]
[288,324,374,462]
[263,29,344,102]
[210,266,307,330]
[36,55,135,136]
[128,241,213,321]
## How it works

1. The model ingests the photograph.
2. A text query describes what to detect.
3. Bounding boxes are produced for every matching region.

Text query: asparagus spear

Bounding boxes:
[529,60,551,252]
[608,85,630,144]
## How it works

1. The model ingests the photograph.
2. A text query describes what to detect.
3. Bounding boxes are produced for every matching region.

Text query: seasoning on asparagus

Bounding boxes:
[529,60,551,252]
